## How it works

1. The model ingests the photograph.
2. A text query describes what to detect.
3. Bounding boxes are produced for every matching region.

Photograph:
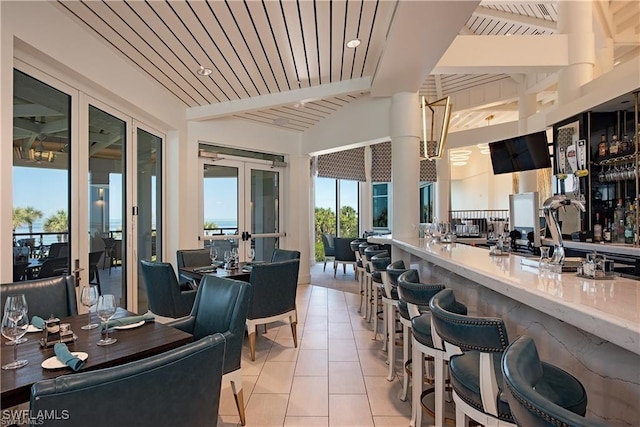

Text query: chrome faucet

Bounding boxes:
[543,195,586,266]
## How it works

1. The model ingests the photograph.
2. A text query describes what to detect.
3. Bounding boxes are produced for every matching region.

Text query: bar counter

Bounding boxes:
[370,234,639,426]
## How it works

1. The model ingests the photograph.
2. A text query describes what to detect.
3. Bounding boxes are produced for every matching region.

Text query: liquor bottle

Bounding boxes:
[603,219,611,243]
[609,134,619,155]
[614,199,626,243]
[625,203,635,244]
[621,134,630,153]
[598,134,608,157]
[593,212,602,242]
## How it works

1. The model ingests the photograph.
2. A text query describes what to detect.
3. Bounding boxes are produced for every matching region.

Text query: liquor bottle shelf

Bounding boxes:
[592,152,637,166]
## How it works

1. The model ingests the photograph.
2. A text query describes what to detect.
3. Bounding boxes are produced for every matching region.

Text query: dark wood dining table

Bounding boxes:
[1,310,192,409]
[179,264,252,283]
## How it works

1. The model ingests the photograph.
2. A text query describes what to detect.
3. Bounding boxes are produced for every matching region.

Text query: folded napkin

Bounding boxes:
[193,266,216,273]
[31,316,45,329]
[54,343,84,371]
[104,312,155,328]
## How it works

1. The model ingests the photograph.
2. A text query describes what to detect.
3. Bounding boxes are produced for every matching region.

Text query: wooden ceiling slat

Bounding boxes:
[280,1,310,89]
[353,0,377,79]
[225,0,279,94]
[99,1,224,104]
[297,0,320,87]
[58,1,201,107]
[245,1,291,93]
[261,1,297,91]
[185,1,251,99]
[341,1,361,81]
[315,0,331,86]
[330,0,347,83]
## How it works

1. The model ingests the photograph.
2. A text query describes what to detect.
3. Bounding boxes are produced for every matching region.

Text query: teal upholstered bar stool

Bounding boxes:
[382,260,406,383]
[399,270,465,427]
[502,336,605,427]
[363,245,386,322]
[370,252,391,344]
[430,289,589,427]
[357,242,372,316]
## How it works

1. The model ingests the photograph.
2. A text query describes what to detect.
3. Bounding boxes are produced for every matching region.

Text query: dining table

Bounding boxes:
[179,263,253,283]
[1,309,193,409]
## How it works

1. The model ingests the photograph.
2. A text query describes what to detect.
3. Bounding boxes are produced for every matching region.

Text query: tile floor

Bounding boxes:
[217,263,418,427]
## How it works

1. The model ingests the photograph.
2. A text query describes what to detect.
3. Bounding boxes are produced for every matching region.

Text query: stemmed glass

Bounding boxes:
[4,295,28,345]
[96,294,117,346]
[223,251,232,269]
[209,247,218,265]
[1,297,29,369]
[80,285,100,330]
[247,247,255,262]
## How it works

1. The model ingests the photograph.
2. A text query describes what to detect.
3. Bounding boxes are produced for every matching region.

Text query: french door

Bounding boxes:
[10,64,162,313]
[201,158,283,262]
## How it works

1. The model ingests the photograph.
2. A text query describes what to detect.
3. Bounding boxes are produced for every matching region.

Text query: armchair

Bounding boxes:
[170,276,252,425]
[37,257,69,279]
[333,237,357,278]
[321,233,335,271]
[139,260,197,319]
[176,248,212,289]
[1,275,77,319]
[270,248,301,262]
[31,334,226,427]
[246,259,300,361]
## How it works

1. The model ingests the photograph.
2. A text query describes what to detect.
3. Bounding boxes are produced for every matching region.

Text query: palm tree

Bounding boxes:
[12,207,26,231]
[20,206,44,235]
[204,220,218,235]
[44,210,68,242]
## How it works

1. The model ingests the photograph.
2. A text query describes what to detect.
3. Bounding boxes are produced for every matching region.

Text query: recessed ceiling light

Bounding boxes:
[196,65,212,76]
[346,39,361,49]
[450,156,470,162]
[450,149,472,156]
[480,149,491,155]
[452,161,467,166]
[476,143,489,150]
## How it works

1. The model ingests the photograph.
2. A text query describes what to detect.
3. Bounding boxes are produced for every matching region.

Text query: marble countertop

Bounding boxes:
[369,234,640,355]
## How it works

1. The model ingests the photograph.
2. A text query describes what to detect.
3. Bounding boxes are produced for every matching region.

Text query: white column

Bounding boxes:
[557,0,595,105]
[435,157,450,222]
[595,38,614,77]
[288,153,311,284]
[390,92,421,239]
[518,83,538,193]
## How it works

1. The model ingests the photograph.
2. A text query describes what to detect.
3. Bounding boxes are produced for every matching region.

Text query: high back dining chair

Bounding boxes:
[176,248,212,288]
[270,248,301,262]
[170,276,252,426]
[1,275,78,319]
[46,242,68,259]
[321,233,335,271]
[246,259,300,361]
[139,259,197,319]
[430,289,588,427]
[31,334,226,427]
[333,237,357,278]
[37,257,69,279]
[88,251,103,295]
[502,336,604,427]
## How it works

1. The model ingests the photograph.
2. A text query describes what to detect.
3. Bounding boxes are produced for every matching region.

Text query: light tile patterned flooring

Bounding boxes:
[218,263,415,427]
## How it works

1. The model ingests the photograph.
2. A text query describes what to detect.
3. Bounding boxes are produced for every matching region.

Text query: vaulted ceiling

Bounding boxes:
[48,1,640,133]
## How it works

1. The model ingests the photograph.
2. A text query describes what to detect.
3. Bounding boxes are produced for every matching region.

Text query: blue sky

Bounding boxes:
[14,167,358,229]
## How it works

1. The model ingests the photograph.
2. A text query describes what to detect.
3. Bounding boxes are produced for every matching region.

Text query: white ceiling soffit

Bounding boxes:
[371,1,480,97]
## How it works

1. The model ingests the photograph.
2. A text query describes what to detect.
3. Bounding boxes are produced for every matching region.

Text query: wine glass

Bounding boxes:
[4,295,28,345]
[247,247,255,262]
[209,247,218,265]
[80,285,100,330]
[96,294,117,346]
[223,250,231,268]
[1,307,29,369]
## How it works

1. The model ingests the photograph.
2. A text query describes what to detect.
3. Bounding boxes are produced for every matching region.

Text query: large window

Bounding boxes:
[372,183,388,229]
[420,183,434,223]
[314,177,359,261]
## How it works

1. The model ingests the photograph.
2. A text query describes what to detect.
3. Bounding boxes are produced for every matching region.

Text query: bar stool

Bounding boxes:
[399,271,465,427]
[350,239,366,283]
[363,245,386,322]
[383,260,406,382]
[371,253,391,344]
[357,242,372,316]
[430,289,589,427]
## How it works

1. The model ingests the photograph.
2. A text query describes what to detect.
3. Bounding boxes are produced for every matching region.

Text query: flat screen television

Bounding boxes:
[489,131,551,175]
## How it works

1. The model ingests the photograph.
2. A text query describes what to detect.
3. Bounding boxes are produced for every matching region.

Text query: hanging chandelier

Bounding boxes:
[421,95,452,160]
